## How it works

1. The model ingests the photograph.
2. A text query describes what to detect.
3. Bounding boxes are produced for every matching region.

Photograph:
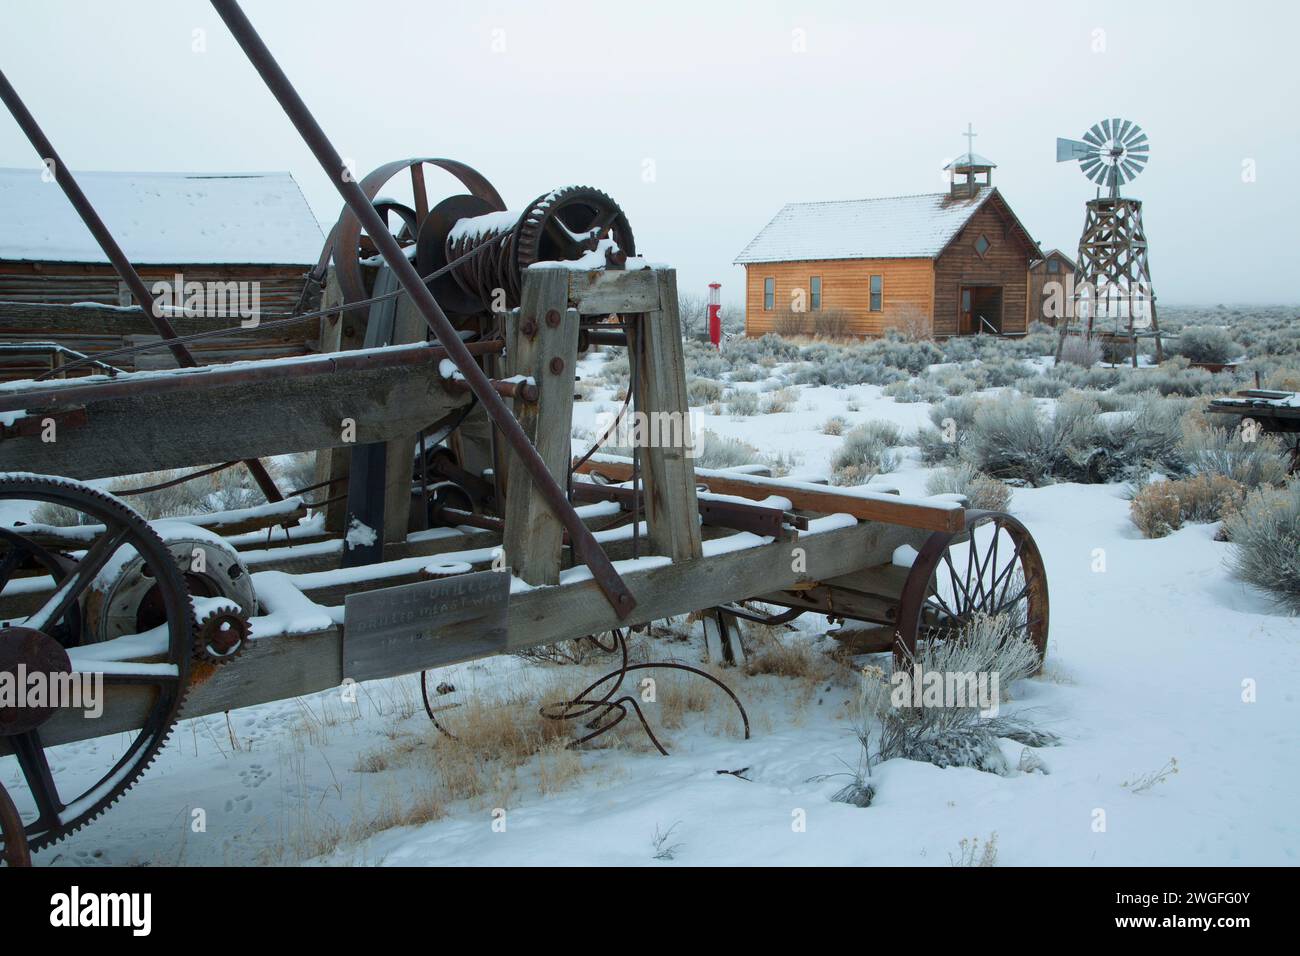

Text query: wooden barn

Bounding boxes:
[735,153,1043,338]
[0,168,324,380]
[1027,248,1076,326]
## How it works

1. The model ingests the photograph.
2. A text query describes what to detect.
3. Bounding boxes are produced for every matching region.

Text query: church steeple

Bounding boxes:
[944,123,996,199]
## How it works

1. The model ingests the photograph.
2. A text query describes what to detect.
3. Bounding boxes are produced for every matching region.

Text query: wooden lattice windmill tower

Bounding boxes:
[1053,118,1164,366]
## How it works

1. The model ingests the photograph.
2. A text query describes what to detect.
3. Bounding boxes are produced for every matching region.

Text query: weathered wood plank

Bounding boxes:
[561,266,660,315]
[0,300,259,336]
[380,293,430,543]
[627,268,703,561]
[0,351,468,480]
[10,518,922,750]
[502,270,579,585]
[575,456,966,532]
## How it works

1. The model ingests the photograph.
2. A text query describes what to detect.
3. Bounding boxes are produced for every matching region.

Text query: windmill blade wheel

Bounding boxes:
[893,510,1049,671]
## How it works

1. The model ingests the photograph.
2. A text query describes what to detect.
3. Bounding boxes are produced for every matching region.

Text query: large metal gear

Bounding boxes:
[83,524,256,660]
[0,474,194,853]
[514,185,635,275]
[418,182,635,313]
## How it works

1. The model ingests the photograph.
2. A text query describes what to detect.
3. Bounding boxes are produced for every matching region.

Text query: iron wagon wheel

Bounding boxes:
[893,510,1049,670]
[0,780,28,866]
[0,475,194,854]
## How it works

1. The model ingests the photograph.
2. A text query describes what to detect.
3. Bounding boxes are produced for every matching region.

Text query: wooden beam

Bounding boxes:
[502,270,579,585]
[0,350,469,480]
[575,456,965,533]
[0,300,261,336]
[627,268,703,561]
[11,518,925,750]
[563,266,660,315]
[380,293,429,543]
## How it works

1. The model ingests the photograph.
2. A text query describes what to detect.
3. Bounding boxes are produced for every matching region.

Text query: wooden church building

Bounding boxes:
[735,148,1043,338]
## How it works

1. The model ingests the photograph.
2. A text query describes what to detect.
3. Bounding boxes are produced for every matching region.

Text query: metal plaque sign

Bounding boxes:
[342,570,510,682]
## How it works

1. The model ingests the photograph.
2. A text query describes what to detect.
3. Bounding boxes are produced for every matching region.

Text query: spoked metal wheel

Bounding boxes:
[0,474,193,853]
[0,780,28,866]
[893,510,1049,668]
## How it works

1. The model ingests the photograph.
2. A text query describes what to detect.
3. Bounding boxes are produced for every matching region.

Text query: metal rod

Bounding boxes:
[0,67,284,504]
[445,377,538,403]
[210,0,634,618]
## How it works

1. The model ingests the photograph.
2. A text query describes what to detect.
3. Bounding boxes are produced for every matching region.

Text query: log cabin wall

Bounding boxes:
[931,198,1035,337]
[743,258,934,337]
[0,260,315,380]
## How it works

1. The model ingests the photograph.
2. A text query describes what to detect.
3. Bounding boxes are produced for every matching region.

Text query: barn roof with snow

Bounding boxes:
[0,169,324,266]
[734,187,1037,265]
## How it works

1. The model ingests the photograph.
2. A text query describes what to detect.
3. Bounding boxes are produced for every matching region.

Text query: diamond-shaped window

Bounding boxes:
[974,235,991,256]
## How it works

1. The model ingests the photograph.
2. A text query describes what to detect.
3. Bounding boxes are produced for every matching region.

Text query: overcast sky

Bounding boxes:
[2,0,1296,306]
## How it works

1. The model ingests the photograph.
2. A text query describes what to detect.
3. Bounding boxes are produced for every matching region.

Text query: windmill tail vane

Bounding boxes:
[1056,118,1149,198]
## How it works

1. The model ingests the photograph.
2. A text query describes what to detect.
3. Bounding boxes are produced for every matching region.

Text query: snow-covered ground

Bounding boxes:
[11,350,1300,867]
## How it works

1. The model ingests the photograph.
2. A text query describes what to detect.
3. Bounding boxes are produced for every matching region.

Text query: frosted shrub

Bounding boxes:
[1175,326,1240,364]
[794,357,905,388]
[883,377,946,403]
[1182,423,1288,489]
[727,363,762,382]
[1102,395,1189,478]
[1016,374,1070,398]
[962,396,1063,485]
[831,421,901,485]
[693,430,763,469]
[866,613,1054,774]
[1114,365,1217,397]
[977,357,1027,388]
[726,390,759,417]
[686,377,723,405]
[915,396,982,464]
[925,463,1011,512]
[1226,482,1300,613]
[874,336,944,374]
[1058,335,1103,368]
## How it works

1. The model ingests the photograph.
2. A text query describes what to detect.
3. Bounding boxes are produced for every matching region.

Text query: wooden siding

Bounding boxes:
[1027,253,1075,327]
[931,200,1035,337]
[744,258,934,337]
[0,261,315,379]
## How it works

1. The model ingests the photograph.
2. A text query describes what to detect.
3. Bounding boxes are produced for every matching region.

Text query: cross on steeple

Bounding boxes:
[963,122,977,157]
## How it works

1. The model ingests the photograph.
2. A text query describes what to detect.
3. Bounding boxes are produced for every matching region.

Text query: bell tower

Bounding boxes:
[945,123,995,199]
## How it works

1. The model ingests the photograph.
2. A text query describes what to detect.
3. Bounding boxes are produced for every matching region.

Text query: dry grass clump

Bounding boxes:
[760,386,799,414]
[1129,482,1184,539]
[822,415,847,436]
[1130,471,1251,538]
[743,638,834,682]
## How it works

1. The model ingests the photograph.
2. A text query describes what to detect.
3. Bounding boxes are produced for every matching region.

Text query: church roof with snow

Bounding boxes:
[734,188,1035,265]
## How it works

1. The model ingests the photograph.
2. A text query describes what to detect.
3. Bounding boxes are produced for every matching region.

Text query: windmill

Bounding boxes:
[1053,118,1163,366]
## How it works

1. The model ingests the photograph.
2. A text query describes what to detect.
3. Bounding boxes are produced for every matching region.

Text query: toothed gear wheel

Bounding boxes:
[513,185,635,275]
[84,524,256,647]
[194,604,250,663]
[0,473,193,854]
